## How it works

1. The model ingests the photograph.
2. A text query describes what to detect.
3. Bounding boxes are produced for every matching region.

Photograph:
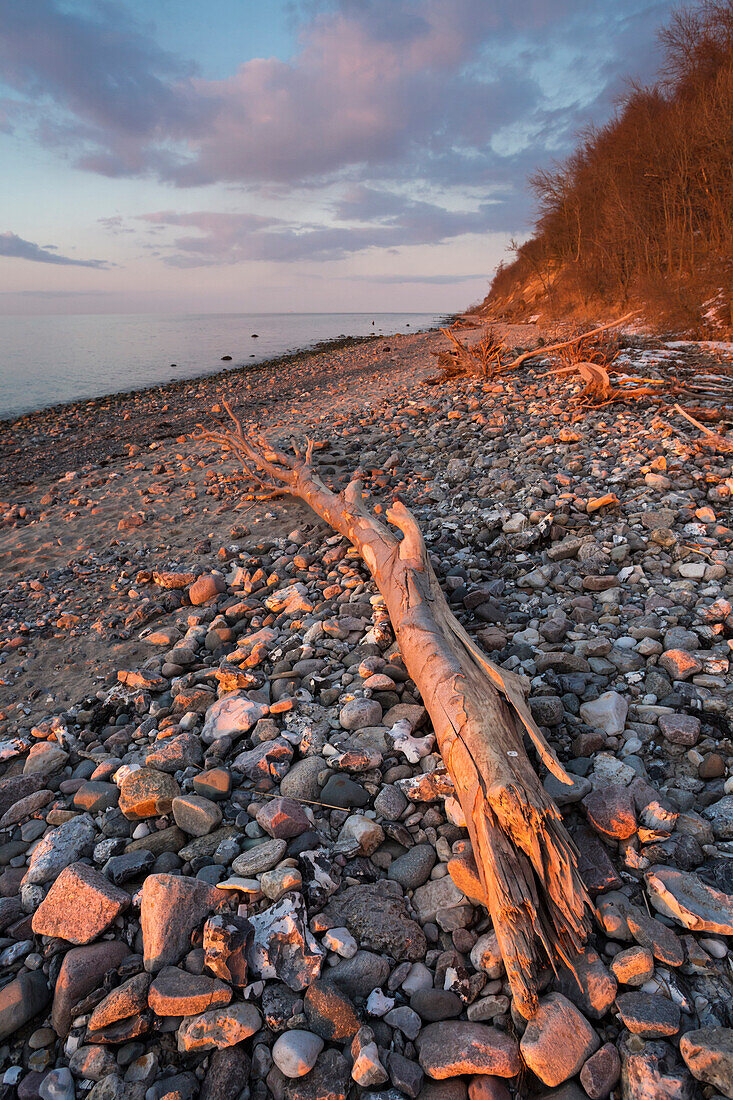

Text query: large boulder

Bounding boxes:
[680,1028,733,1097]
[416,1022,520,1080]
[32,863,129,944]
[140,874,230,972]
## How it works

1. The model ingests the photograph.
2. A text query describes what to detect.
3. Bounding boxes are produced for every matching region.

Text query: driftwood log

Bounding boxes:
[543,361,668,405]
[198,405,594,1017]
[498,310,639,373]
[427,310,639,385]
[675,403,733,452]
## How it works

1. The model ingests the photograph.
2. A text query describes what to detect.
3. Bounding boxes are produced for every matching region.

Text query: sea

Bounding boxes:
[0,311,445,420]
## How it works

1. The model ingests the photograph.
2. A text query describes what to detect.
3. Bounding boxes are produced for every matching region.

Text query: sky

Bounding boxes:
[0,0,675,315]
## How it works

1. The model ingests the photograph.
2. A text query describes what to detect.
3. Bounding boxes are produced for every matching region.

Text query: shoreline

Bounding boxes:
[2,318,451,428]
[0,319,472,717]
[0,320,453,493]
[0,333,373,427]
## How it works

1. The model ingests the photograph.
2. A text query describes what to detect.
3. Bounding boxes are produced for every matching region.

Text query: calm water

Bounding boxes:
[0,311,444,420]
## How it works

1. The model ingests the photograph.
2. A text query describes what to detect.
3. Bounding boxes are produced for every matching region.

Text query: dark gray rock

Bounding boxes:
[320,775,370,808]
[280,757,325,801]
[387,1052,423,1098]
[147,1073,199,1100]
[529,696,565,726]
[320,883,426,962]
[616,992,681,1038]
[104,849,156,885]
[283,1049,350,1100]
[329,951,390,998]
[0,970,50,1041]
[409,989,462,1022]
[387,844,436,890]
[374,786,409,821]
[201,1046,251,1100]
[262,982,302,1032]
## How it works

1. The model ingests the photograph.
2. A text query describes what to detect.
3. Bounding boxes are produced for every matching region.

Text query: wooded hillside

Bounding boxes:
[485,0,733,331]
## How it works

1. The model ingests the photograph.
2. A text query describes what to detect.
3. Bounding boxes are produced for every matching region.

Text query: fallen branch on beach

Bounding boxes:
[197,401,594,1018]
[673,404,733,423]
[436,327,506,380]
[426,311,640,386]
[674,402,733,452]
[497,310,640,374]
[543,360,668,406]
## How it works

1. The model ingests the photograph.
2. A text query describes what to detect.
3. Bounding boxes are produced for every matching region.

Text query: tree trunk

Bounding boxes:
[199,410,594,1017]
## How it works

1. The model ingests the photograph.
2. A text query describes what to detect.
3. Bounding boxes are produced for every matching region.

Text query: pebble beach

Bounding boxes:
[0,321,732,1099]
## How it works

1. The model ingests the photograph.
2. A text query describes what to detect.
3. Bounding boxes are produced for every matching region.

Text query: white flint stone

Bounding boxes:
[112,762,140,784]
[366,989,395,1016]
[388,719,434,764]
[579,691,629,736]
[351,1039,388,1087]
[322,927,358,958]
[338,815,384,856]
[202,693,269,743]
[272,1030,323,1078]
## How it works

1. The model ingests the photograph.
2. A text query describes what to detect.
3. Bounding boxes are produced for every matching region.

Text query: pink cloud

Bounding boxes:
[0,0,669,191]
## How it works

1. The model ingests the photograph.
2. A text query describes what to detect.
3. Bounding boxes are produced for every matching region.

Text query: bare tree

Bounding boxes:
[487,0,733,323]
